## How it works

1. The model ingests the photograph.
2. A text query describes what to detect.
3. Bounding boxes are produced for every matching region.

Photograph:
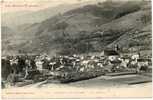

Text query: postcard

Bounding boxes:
[1,0,152,99]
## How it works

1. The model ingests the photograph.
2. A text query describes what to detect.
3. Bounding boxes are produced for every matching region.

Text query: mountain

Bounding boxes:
[2,0,152,56]
[1,26,19,55]
[2,1,98,28]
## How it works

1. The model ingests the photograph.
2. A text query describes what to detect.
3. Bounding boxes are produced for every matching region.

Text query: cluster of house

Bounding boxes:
[2,49,152,87]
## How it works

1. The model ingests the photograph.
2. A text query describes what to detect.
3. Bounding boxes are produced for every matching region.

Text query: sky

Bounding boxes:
[1,0,145,13]
[1,0,105,13]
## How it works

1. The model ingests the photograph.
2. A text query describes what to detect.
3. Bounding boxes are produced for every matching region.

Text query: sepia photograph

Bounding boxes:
[1,0,152,99]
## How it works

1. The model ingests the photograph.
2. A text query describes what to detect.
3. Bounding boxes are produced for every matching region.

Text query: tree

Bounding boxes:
[141,14,151,24]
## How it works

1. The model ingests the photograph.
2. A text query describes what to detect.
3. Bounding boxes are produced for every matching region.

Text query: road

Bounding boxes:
[2,74,152,99]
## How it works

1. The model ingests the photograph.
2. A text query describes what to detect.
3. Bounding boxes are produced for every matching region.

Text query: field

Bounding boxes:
[2,72,152,99]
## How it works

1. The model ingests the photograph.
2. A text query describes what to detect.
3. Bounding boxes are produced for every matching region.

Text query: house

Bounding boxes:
[137,58,151,68]
[131,54,140,60]
[101,49,120,61]
[120,55,131,64]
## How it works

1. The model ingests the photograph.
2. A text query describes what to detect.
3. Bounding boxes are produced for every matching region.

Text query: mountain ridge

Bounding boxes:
[2,0,152,56]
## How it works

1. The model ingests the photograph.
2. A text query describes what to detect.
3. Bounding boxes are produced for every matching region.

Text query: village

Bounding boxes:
[1,46,152,88]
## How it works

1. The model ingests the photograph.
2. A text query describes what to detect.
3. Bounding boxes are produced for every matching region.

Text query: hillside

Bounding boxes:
[2,1,97,28]
[2,0,152,56]
[1,26,20,55]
